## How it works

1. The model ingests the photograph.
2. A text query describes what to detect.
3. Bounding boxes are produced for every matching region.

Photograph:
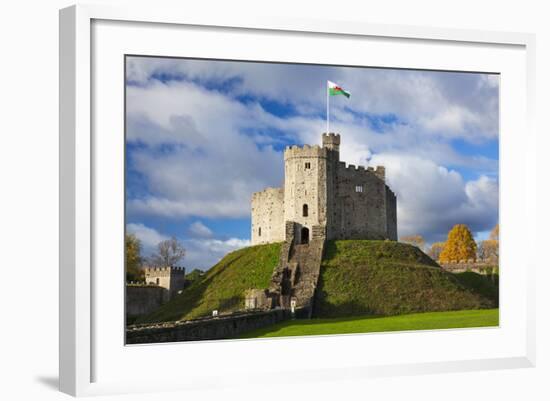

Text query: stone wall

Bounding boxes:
[268,221,296,296]
[386,186,398,240]
[251,187,285,245]
[126,309,291,344]
[126,284,168,318]
[441,262,498,274]
[283,144,328,243]
[331,163,393,240]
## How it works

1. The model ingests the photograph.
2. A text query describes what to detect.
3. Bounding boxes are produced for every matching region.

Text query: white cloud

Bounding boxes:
[126,57,499,141]
[369,154,498,242]
[188,221,214,238]
[183,237,250,270]
[127,222,250,270]
[126,80,286,219]
[126,223,169,252]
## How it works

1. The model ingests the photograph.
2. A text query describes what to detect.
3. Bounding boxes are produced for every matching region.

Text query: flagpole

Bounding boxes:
[326,81,329,134]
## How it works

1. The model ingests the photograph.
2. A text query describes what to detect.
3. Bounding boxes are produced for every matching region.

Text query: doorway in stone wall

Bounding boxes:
[300,227,310,244]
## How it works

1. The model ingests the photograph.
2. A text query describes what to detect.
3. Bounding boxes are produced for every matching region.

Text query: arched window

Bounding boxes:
[302,204,308,217]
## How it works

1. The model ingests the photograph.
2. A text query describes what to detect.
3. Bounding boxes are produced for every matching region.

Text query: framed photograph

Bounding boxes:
[59,4,536,396]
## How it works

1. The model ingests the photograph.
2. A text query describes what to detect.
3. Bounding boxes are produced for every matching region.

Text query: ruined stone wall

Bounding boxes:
[441,262,498,274]
[126,285,168,318]
[330,163,389,240]
[126,309,291,344]
[251,187,284,245]
[283,145,328,242]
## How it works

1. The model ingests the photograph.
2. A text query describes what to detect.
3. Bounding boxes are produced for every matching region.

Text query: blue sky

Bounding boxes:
[125,56,499,270]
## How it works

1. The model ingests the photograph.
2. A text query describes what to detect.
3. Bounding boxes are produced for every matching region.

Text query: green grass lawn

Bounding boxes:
[239,309,499,339]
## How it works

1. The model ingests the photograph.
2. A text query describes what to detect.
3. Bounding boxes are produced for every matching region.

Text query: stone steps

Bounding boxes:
[267,222,326,317]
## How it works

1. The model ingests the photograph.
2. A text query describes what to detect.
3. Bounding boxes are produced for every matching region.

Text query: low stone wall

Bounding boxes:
[126,285,168,318]
[441,263,498,274]
[126,309,291,344]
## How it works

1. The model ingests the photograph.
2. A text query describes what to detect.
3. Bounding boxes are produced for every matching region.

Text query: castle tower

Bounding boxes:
[322,133,340,239]
[250,132,397,246]
[283,143,328,244]
[322,132,340,156]
[144,266,186,300]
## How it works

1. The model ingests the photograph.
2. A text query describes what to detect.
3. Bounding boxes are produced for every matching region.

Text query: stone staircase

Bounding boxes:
[268,223,325,318]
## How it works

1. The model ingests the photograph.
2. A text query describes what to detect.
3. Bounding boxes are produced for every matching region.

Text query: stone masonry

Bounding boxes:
[251,133,397,246]
[144,266,186,300]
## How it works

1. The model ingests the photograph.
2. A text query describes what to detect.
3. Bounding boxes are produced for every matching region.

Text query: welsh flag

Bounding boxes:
[328,81,351,98]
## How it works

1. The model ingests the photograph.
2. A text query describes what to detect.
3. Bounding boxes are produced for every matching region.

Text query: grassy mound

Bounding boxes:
[136,239,498,324]
[240,309,499,338]
[136,242,281,323]
[314,240,497,317]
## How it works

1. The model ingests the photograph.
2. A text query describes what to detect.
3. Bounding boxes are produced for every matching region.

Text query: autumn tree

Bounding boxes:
[428,242,445,262]
[150,236,186,267]
[400,234,426,251]
[125,233,144,282]
[478,224,499,263]
[478,240,498,262]
[439,224,477,263]
[490,224,499,241]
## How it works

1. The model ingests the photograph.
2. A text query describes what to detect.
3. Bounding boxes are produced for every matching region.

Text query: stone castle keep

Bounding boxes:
[251,133,397,246]
[246,133,397,317]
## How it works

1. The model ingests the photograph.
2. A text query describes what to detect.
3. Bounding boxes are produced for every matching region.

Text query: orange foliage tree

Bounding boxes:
[439,224,477,263]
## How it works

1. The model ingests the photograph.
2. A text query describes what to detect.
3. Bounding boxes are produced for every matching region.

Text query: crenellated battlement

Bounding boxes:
[252,187,283,199]
[284,144,326,159]
[251,132,397,246]
[143,266,186,301]
[322,132,341,144]
[144,266,186,279]
[337,162,384,178]
[144,266,185,273]
[373,165,385,180]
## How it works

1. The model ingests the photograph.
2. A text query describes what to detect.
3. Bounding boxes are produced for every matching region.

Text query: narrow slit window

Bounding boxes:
[258,227,262,236]
[303,204,309,217]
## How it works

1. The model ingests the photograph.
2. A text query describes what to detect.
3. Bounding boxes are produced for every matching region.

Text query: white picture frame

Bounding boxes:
[59,4,536,397]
